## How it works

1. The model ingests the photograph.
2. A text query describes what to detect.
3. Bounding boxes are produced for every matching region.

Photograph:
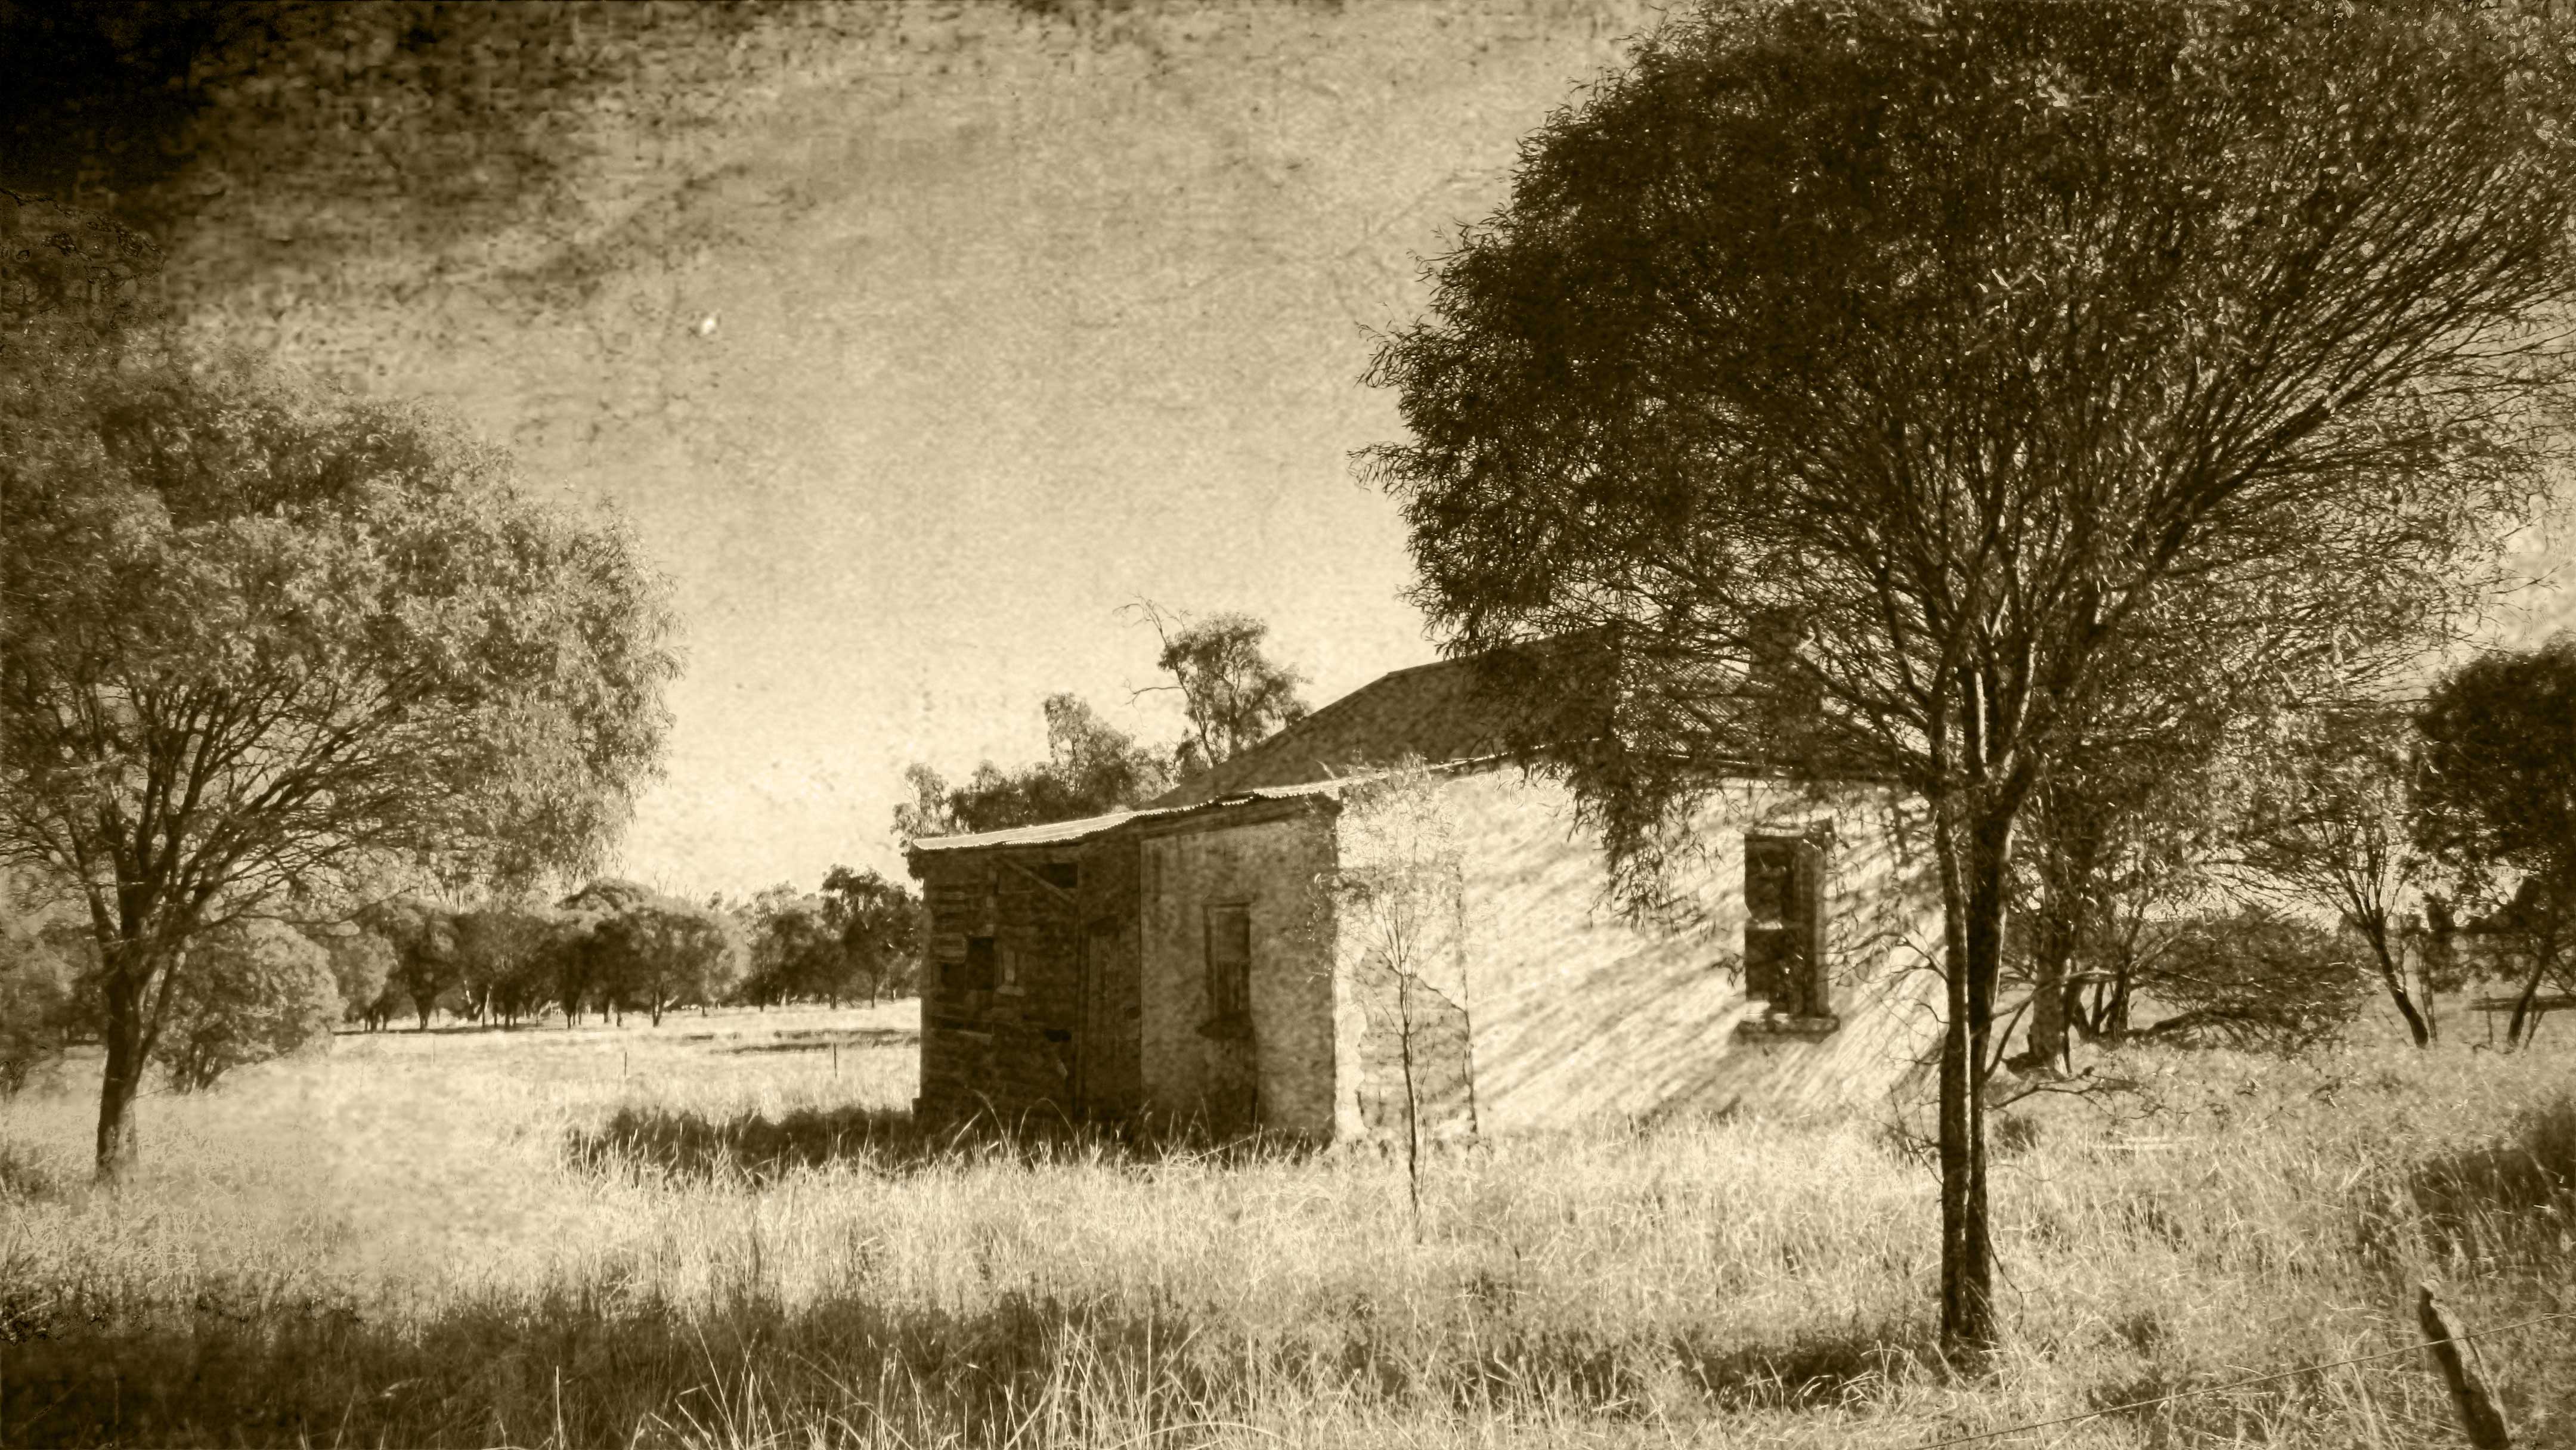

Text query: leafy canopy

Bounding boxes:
[1129,604,1310,779]
[1366,0,2574,890]
[821,864,922,1001]
[159,916,340,1093]
[1,340,680,924]
[2415,637,2576,901]
[894,693,1171,842]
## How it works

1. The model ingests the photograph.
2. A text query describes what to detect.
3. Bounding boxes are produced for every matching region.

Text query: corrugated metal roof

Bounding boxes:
[907,640,1608,857]
[1154,646,1596,807]
[905,808,1166,854]
[904,780,1355,856]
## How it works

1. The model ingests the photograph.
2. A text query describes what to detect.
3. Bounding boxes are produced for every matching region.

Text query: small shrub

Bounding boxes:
[0,916,83,1095]
[1990,1111,2043,1159]
[2131,906,2365,1053]
[160,918,340,1092]
[0,1141,72,1203]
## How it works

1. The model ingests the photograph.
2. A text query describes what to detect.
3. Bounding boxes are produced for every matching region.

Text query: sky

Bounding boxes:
[14,0,2565,899]
[27,0,1662,896]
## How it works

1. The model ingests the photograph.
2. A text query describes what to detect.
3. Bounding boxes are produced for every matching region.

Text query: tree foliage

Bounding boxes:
[1363,0,2575,1350]
[591,894,738,1025]
[1131,604,1310,779]
[550,878,652,1024]
[364,896,460,1031]
[2414,637,2576,1045]
[305,919,397,1028]
[2228,700,2439,1045]
[158,916,339,1093]
[1,305,679,1175]
[2006,602,2283,1070]
[894,693,1171,842]
[821,865,921,1006]
[0,190,161,352]
[2126,905,2367,1054]
[0,894,85,1095]
[1314,760,1475,1224]
[740,888,844,1006]
[449,903,557,1027]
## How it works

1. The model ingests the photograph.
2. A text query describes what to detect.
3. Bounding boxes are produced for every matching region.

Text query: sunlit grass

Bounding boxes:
[2,999,2571,1446]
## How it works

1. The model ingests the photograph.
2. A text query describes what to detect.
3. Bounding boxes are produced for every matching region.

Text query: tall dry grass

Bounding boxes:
[1,1000,2569,1448]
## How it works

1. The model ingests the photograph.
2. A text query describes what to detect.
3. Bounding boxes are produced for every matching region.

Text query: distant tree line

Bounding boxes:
[0,860,928,1095]
[1995,636,2576,1068]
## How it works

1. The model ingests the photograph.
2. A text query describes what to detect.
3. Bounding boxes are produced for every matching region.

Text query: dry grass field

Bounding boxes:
[2,999,2572,1448]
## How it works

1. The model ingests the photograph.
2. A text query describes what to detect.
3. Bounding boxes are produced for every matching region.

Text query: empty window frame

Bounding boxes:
[1204,903,1252,1020]
[962,935,997,993]
[1743,836,1826,1017]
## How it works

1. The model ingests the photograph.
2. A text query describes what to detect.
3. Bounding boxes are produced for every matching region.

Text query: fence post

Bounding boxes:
[2419,1284,2512,1449]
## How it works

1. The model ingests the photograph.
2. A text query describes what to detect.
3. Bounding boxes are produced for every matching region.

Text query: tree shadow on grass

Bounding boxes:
[1668,1324,1932,1410]
[0,1271,1930,1448]
[1436,1316,1929,1417]
[0,1284,1231,1448]
[565,1101,1325,1183]
[2403,1090,2576,1262]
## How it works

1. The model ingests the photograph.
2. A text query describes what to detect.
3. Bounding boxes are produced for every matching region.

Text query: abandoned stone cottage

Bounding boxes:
[902,652,1948,1140]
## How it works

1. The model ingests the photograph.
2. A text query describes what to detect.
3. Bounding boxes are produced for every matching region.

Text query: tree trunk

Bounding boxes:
[2419,961,2441,1043]
[1397,968,1423,1233]
[94,967,152,1180]
[2505,952,2552,1048]
[2020,799,2097,1072]
[1932,793,2002,1359]
[2383,966,2432,1047]
[2357,915,2431,1048]
[2022,918,2073,1071]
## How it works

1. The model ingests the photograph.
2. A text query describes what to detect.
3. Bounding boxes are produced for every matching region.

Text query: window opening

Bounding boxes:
[1205,903,1252,1020]
[1744,836,1824,1017]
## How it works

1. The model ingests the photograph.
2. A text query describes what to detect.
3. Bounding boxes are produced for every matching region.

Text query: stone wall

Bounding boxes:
[912,766,1942,1139]
[1346,955,1477,1141]
[1320,768,1477,1145]
[914,842,1122,1126]
[1134,805,1339,1137]
[1073,838,1145,1118]
[1431,767,1946,1130]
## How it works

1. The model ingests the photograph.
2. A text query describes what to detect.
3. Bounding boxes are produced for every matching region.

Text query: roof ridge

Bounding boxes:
[1169,652,1484,800]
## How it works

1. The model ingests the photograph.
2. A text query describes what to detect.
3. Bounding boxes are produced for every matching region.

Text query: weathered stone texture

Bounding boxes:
[914,847,1095,1126]
[1347,956,1476,1142]
[1135,807,1339,1137]
[1429,767,1946,1130]
[912,764,1945,1140]
[1073,838,1144,1119]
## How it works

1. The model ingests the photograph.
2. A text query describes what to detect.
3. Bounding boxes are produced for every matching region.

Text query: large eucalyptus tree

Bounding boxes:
[2,330,678,1176]
[1365,0,2576,1350]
